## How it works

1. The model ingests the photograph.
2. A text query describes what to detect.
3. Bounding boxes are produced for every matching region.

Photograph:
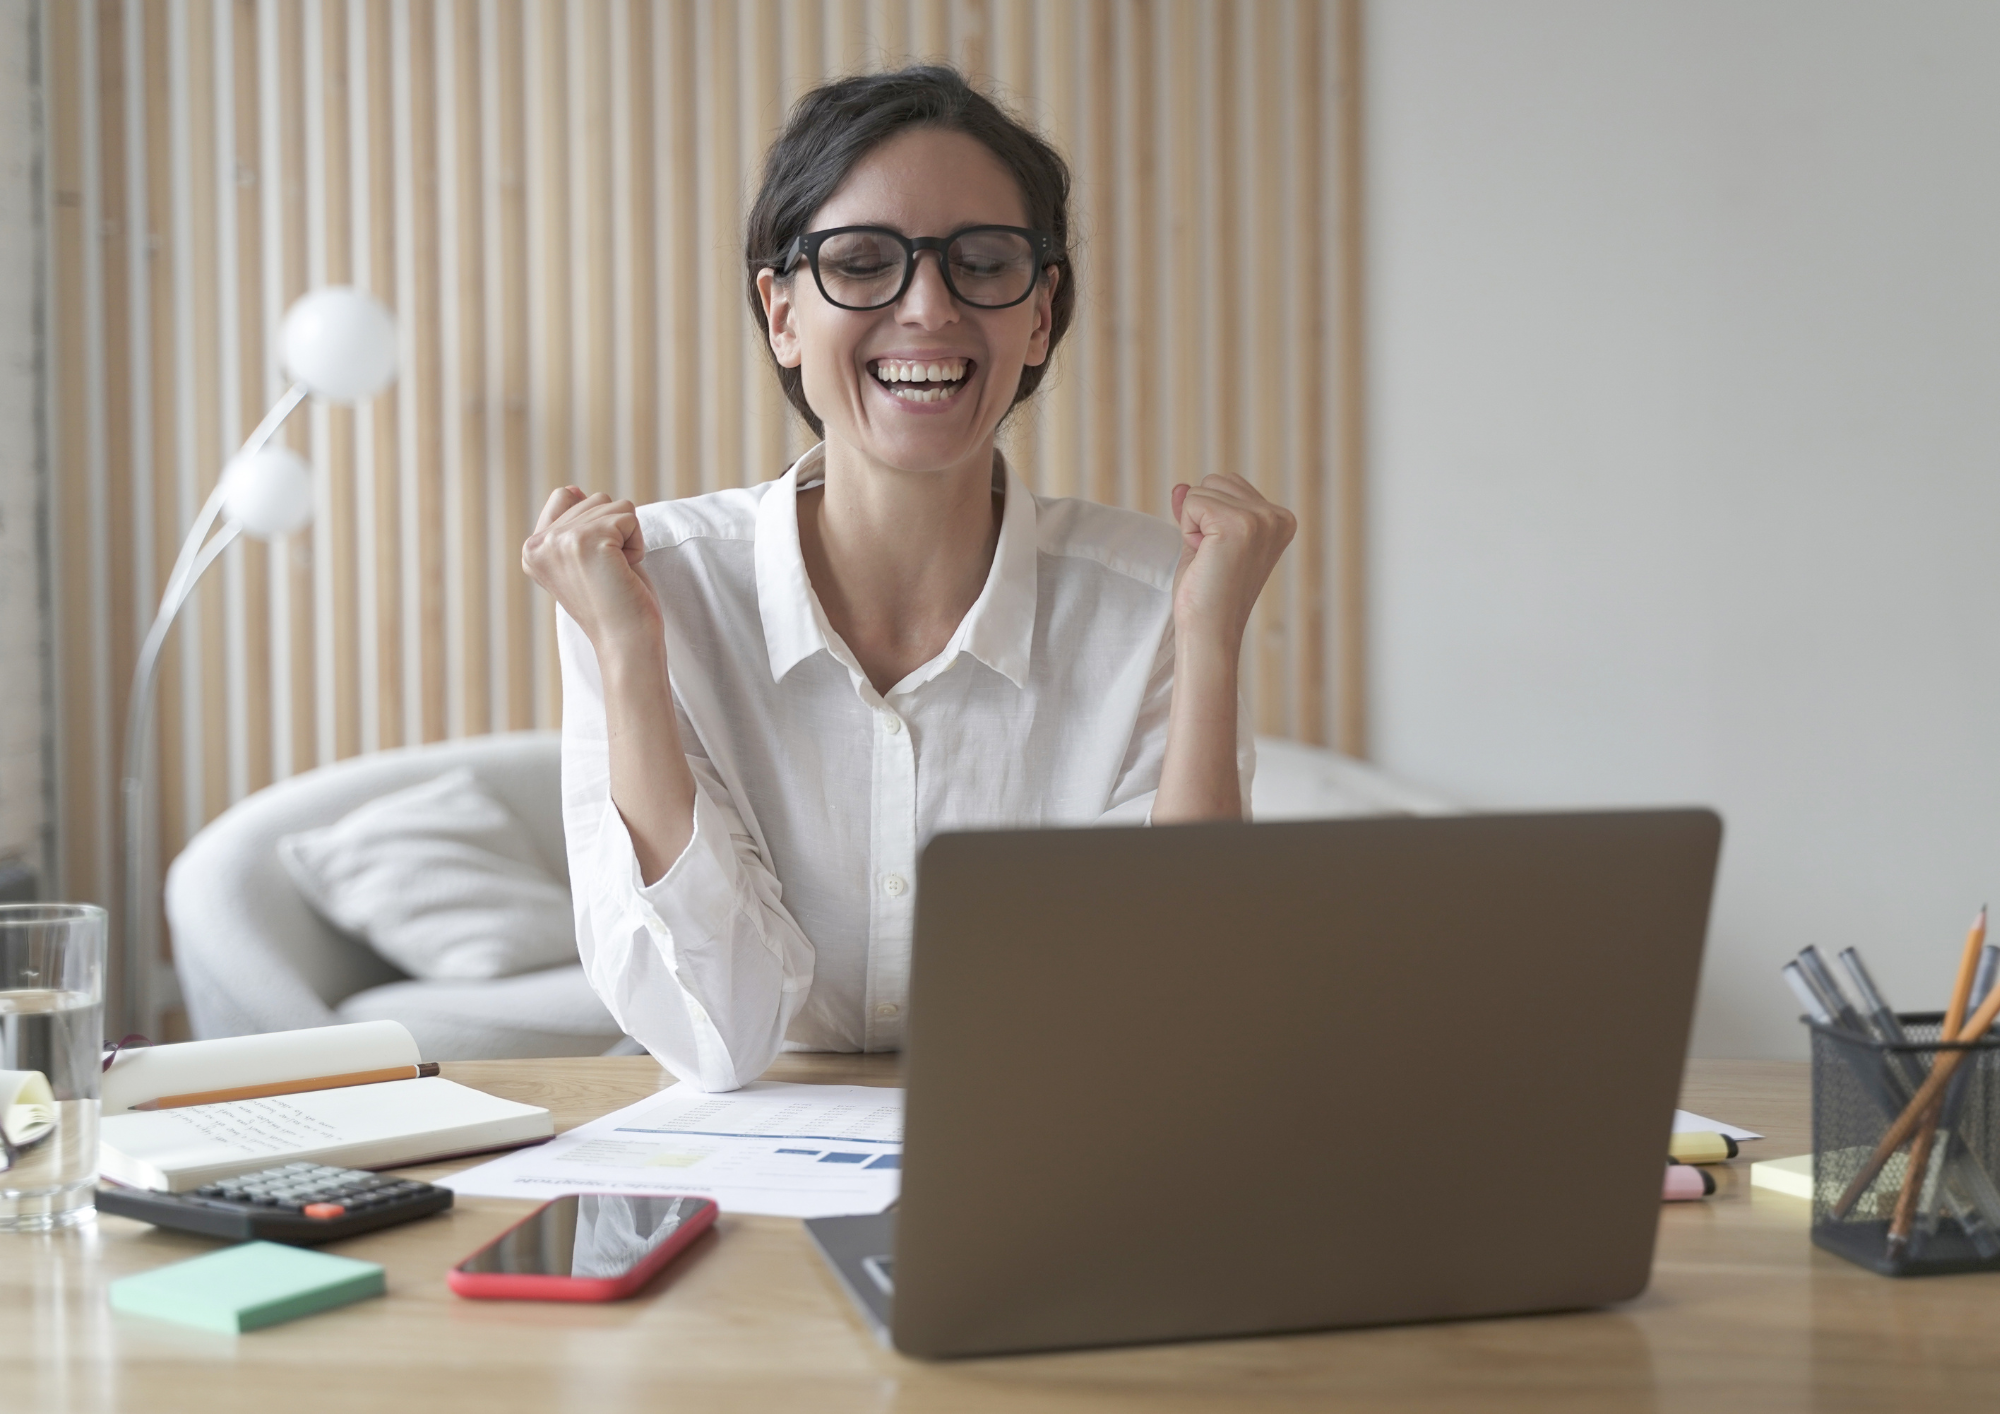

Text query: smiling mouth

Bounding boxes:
[870,357,973,405]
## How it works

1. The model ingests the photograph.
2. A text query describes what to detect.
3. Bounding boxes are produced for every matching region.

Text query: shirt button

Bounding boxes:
[874,1003,901,1019]
[883,874,908,897]
[880,712,902,735]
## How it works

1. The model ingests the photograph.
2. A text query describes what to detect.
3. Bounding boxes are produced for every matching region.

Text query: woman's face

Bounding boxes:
[759,127,1058,478]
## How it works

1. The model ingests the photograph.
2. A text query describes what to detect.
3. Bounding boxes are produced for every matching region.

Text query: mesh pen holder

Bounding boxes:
[1809,1013,2000,1276]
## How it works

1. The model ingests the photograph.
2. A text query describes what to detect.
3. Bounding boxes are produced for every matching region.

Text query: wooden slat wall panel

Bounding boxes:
[44,0,1364,1031]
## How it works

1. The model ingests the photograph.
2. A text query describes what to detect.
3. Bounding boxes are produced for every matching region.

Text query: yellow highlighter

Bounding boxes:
[1669,1131,1740,1166]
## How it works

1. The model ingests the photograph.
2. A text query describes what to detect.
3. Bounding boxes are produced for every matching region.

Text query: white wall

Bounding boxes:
[0,0,46,884]
[1367,0,2000,1058]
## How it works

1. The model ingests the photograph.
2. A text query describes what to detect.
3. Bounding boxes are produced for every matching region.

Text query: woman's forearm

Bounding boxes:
[602,641,700,885]
[1153,633,1244,823]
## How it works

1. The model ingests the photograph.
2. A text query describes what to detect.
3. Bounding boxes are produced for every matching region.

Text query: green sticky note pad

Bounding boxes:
[110,1241,385,1333]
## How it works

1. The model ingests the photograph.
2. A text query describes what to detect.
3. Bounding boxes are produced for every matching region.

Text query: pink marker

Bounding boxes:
[1663,1162,1716,1202]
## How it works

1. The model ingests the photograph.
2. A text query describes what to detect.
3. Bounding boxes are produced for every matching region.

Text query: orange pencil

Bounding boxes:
[1943,909,1987,1039]
[1886,908,1987,1255]
[129,1062,441,1111]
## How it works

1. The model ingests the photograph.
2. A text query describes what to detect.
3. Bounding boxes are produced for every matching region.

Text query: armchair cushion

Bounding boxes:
[278,768,576,981]
[334,964,620,1062]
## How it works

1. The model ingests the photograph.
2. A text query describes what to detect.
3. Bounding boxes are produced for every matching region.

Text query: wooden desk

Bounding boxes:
[8,1057,1995,1413]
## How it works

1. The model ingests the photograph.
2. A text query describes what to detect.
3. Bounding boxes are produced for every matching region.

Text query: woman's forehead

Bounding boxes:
[811,127,1030,233]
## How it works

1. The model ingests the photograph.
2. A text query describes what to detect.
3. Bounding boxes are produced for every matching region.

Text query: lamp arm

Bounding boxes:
[239,379,311,461]
[156,381,308,612]
[122,519,244,804]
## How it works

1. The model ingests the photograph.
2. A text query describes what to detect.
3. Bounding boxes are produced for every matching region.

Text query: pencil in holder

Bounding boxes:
[1809,1013,2000,1276]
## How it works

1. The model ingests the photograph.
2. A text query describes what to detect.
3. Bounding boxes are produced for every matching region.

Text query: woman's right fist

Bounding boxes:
[521,487,665,659]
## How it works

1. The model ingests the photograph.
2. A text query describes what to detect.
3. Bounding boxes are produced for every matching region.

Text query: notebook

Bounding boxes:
[100,1019,423,1115]
[99,1075,552,1191]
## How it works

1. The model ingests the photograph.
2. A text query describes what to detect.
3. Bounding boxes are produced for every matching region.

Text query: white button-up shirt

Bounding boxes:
[558,445,1253,1091]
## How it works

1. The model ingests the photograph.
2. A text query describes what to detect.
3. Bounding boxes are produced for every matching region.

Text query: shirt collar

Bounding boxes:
[753,444,1039,692]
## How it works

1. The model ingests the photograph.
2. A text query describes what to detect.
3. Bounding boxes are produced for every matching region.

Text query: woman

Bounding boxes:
[523,66,1294,1091]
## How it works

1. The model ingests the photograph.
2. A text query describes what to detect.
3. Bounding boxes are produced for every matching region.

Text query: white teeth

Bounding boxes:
[872,358,967,384]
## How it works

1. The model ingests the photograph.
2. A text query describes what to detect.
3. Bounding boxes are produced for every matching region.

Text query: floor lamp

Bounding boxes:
[118,287,398,1040]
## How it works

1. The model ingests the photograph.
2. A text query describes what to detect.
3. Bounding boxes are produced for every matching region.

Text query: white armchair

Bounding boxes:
[167,731,1452,1057]
[166,731,621,1059]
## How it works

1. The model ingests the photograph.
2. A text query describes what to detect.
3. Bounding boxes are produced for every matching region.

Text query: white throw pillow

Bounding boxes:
[278,768,577,981]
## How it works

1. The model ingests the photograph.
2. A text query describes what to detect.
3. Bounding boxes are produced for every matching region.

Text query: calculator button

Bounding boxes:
[302,1203,347,1220]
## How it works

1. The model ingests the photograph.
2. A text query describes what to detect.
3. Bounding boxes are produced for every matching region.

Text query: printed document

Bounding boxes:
[1673,1109,1761,1141]
[441,1081,903,1218]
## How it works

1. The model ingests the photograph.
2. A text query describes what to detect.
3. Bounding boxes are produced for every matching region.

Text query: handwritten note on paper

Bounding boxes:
[167,1097,346,1154]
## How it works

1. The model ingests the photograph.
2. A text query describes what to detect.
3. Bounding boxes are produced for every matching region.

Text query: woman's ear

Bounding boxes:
[1022,265,1060,369]
[758,267,804,369]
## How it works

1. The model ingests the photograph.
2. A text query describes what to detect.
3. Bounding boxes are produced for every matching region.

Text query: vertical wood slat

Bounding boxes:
[46,3,1364,1035]
[658,0,700,503]
[493,0,533,730]
[230,0,272,799]
[406,2,448,745]
[366,0,401,750]
[1333,0,1366,757]
[278,0,317,778]
[46,0,93,910]
[526,0,566,728]
[186,0,229,828]
[143,5,185,873]
[449,0,490,736]
[318,0,358,764]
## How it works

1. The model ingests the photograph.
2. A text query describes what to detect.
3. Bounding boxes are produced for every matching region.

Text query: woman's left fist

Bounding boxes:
[1169,474,1297,649]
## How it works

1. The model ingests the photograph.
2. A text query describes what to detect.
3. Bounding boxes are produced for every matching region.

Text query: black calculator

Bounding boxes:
[96,1162,454,1245]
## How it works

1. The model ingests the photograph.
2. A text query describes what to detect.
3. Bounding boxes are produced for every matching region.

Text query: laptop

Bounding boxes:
[808,809,1722,1359]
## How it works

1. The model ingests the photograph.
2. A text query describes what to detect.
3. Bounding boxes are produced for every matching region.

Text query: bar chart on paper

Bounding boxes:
[442,1084,905,1218]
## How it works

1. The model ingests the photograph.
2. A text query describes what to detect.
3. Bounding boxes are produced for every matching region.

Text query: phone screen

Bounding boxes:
[456,1194,707,1279]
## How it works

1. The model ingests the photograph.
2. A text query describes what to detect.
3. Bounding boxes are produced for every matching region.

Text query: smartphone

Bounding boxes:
[447,1192,718,1302]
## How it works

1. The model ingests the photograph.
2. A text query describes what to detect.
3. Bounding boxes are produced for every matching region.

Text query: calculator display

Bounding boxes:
[455,1194,702,1279]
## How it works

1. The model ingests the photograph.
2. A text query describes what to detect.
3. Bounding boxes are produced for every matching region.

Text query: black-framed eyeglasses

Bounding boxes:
[778,225,1055,312]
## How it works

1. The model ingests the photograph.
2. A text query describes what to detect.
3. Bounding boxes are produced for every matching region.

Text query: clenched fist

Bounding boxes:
[1169,474,1297,653]
[521,487,663,664]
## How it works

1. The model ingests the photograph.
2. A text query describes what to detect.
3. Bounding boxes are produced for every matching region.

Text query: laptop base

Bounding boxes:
[806,1212,897,1345]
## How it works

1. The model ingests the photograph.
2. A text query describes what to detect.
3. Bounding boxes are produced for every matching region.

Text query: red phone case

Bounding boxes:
[447,1194,718,1302]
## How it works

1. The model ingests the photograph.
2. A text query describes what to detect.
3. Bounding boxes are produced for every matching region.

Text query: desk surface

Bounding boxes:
[8,1056,1995,1413]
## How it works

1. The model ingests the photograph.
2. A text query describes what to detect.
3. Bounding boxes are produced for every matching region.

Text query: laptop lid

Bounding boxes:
[891,809,1722,1359]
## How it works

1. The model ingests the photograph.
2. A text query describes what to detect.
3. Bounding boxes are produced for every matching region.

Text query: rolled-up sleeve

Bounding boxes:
[1094,617,1256,827]
[558,609,814,1092]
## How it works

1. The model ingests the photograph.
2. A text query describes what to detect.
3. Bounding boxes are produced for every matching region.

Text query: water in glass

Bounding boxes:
[0,905,105,1230]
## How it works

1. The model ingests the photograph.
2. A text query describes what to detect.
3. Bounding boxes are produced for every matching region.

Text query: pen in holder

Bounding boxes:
[1809,1012,2000,1276]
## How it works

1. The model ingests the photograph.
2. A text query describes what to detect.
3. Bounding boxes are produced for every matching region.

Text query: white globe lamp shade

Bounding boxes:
[222,447,315,538]
[279,287,397,403]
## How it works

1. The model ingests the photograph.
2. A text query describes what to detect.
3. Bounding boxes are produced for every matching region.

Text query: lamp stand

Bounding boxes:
[117,381,309,1040]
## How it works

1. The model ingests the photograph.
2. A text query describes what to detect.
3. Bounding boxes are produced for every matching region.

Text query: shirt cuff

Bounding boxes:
[626,785,740,946]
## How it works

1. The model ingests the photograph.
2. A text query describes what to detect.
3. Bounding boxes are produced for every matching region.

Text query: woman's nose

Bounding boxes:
[897,250,958,327]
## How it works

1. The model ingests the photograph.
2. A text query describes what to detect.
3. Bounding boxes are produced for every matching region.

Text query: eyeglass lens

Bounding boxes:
[815,229,1039,310]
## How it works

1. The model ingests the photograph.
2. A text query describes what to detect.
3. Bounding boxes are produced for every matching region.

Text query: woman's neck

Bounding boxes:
[798,437,1003,698]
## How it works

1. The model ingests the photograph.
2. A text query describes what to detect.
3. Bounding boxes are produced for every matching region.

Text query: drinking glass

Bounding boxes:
[0,904,105,1230]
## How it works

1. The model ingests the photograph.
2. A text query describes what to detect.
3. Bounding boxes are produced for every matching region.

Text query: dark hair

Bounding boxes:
[744,65,1076,437]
